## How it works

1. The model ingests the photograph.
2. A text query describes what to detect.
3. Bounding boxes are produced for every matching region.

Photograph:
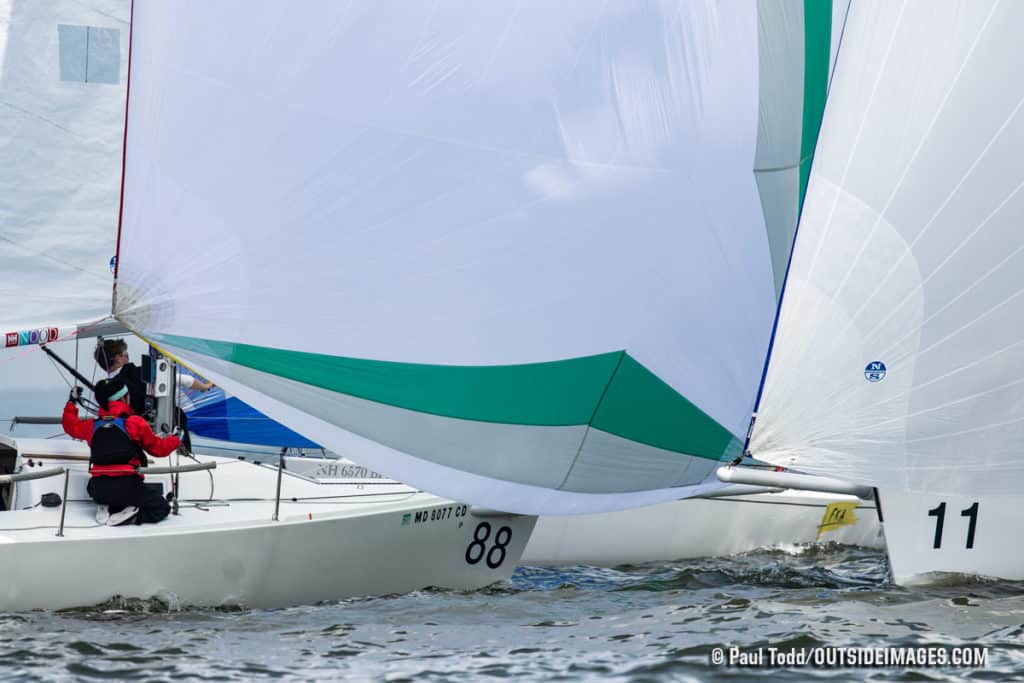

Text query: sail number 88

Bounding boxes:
[465,522,512,569]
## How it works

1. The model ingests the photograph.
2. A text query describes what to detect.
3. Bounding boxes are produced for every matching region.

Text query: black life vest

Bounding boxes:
[90,416,143,467]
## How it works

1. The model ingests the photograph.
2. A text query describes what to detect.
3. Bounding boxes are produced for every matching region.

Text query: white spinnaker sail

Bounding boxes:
[0,1,127,343]
[117,1,834,514]
[751,0,1024,497]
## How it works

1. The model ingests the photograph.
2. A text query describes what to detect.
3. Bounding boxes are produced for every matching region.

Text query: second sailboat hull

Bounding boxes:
[284,458,883,566]
[522,489,882,566]
[878,488,1018,585]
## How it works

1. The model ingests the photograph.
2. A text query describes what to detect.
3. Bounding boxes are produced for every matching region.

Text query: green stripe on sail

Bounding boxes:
[157,334,617,425]
[798,0,832,213]
[152,333,734,460]
[592,354,738,458]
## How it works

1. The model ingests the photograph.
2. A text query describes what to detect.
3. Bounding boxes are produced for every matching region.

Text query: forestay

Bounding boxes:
[0,1,127,341]
[750,0,1024,497]
[116,1,836,514]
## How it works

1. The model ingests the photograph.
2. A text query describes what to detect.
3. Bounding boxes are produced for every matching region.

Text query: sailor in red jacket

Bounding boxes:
[63,376,181,526]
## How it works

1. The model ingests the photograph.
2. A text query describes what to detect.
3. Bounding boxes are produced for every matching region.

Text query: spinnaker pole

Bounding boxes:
[39,344,96,393]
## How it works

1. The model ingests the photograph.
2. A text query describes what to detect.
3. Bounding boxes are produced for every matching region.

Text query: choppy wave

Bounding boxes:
[2,546,1023,681]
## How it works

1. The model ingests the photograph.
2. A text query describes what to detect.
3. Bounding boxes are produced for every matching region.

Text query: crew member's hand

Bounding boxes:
[68,386,83,403]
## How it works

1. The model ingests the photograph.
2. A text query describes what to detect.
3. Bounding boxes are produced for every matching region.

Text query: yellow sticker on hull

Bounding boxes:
[817,501,858,540]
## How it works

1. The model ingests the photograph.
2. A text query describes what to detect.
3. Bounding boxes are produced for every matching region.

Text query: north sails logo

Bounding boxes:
[864,361,886,382]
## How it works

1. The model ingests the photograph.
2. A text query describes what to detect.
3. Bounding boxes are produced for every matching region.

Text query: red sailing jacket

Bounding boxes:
[62,400,181,477]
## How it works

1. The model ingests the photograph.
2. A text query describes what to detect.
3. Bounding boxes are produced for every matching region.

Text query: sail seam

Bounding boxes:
[556,351,625,491]
[753,153,813,174]
[796,1,996,349]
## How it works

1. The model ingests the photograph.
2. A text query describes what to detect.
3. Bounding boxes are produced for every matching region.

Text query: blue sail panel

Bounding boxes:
[183,388,320,449]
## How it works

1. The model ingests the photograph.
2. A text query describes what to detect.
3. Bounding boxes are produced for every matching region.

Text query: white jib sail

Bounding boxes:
[0,1,127,345]
[116,1,833,514]
[750,0,1024,497]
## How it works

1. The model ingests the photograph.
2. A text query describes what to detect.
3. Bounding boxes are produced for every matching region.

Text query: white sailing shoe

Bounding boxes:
[95,505,110,524]
[107,506,139,526]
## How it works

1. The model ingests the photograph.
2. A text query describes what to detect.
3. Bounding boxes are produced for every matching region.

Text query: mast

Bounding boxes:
[111,0,134,314]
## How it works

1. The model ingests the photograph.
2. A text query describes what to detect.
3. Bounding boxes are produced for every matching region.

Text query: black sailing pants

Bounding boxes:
[86,476,170,524]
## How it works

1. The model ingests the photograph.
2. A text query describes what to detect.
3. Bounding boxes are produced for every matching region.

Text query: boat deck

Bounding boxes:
[0,438,435,543]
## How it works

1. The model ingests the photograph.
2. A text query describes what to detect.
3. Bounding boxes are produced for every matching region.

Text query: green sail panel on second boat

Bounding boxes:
[751,0,1024,499]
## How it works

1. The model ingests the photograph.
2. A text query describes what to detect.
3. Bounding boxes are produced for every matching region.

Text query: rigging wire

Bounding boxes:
[44,351,74,392]
[36,344,99,418]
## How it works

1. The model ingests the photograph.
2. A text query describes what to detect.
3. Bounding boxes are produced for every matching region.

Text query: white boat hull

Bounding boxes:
[878,488,1017,584]
[0,439,535,610]
[522,489,883,566]
[282,457,883,566]
[0,497,534,610]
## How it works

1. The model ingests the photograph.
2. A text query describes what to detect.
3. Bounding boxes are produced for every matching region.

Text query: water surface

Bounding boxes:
[2,545,1021,681]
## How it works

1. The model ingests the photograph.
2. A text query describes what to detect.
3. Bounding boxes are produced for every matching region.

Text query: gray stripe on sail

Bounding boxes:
[165,343,715,494]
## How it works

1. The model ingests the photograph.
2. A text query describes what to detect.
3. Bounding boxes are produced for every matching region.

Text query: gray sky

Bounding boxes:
[0,334,146,389]
[0,334,147,429]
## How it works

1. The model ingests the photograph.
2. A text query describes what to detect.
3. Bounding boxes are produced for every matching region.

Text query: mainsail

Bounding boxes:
[750,0,1024,497]
[0,1,127,342]
[115,1,839,514]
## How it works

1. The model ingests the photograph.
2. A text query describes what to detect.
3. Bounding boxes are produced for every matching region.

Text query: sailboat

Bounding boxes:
[0,0,535,611]
[0,0,891,612]
[112,0,886,560]
[724,0,1024,584]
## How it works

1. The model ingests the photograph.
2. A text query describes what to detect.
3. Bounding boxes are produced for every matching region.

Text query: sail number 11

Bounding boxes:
[927,502,979,549]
